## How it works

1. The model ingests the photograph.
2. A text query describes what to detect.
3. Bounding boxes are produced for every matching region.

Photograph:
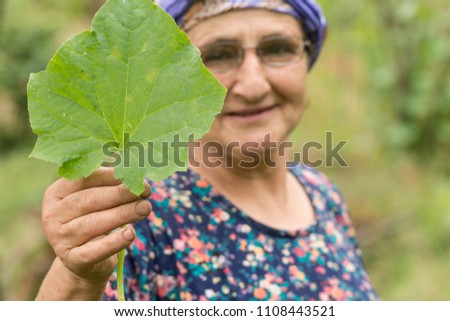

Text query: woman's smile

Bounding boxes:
[220,104,278,123]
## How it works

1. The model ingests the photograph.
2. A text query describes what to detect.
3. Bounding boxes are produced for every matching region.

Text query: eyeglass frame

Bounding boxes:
[197,36,312,74]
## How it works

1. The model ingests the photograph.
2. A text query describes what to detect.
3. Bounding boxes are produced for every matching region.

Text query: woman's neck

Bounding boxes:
[188,141,314,230]
[189,142,293,211]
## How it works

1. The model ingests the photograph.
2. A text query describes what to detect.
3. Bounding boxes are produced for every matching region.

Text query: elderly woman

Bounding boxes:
[36,0,378,301]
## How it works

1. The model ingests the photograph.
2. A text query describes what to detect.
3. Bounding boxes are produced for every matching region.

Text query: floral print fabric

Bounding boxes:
[104,165,378,301]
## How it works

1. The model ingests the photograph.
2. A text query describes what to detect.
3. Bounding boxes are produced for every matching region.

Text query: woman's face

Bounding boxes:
[187,9,308,154]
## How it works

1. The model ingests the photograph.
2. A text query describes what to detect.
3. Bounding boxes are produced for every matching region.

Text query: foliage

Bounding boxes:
[0,23,55,151]
[363,1,450,162]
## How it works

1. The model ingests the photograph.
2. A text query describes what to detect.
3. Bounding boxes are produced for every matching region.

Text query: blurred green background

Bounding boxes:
[0,0,449,300]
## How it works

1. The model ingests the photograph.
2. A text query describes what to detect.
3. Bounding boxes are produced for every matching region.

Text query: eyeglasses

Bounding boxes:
[198,36,311,74]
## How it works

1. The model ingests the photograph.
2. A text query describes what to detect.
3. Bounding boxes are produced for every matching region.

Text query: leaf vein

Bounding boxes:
[39,88,113,143]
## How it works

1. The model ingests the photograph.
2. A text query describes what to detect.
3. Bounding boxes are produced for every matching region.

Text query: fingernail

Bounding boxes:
[123,228,135,241]
[139,182,151,199]
[135,200,151,216]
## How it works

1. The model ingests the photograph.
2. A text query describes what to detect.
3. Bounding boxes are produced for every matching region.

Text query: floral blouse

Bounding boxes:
[104,165,378,301]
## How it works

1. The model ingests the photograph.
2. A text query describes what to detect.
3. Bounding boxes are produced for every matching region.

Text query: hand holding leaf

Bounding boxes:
[28,0,225,301]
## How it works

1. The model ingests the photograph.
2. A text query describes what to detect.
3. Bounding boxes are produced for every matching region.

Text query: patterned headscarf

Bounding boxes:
[155,0,327,69]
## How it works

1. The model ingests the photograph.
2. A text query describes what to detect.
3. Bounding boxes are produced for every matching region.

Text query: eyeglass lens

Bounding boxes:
[199,36,309,73]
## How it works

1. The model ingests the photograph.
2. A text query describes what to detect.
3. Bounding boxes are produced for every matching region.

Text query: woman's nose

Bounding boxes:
[230,51,271,103]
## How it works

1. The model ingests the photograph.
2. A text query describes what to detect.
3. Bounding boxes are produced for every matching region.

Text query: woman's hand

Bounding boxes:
[36,167,151,300]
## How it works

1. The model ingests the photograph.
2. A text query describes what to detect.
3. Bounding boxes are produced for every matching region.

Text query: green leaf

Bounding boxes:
[27,0,226,195]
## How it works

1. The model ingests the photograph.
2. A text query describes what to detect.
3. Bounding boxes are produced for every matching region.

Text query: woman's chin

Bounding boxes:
[195,131,290,170]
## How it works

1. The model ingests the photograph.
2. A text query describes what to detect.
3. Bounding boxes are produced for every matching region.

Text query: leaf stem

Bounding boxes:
[117,247,126,301]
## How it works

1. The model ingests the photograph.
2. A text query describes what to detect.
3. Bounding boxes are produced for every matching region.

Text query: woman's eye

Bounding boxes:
[263,42,297,56]
[202,46,237,63]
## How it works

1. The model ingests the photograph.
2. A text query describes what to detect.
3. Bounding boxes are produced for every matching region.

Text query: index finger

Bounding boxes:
[47,167,122,201]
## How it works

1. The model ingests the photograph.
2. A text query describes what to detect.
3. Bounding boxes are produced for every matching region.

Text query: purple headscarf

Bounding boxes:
[155,0,327,69]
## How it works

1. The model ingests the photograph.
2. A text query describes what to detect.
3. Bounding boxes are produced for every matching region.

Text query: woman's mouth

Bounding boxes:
[221,105,276,121]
